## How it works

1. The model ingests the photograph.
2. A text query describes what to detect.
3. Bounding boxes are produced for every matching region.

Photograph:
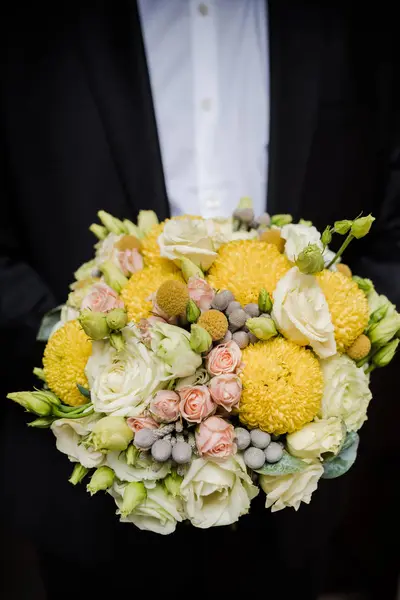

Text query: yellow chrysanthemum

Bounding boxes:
[207,240,291,305]
[317,270,369,352]
[121,262,184,322]
[141,215,203,267]
[239,337,323,435]
[43,320,92,407]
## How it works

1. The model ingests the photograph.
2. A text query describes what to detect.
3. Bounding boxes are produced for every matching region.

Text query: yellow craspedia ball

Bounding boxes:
[347,334,371,361]
[239,337,323,435]
[207,240,291,306]
[156,279,189,317]
[43,320,92,407]
[121,262,184,322]
[317,269,369,352]
[197,309,228,341]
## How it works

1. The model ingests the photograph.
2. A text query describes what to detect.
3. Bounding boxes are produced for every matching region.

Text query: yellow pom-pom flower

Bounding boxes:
[207,240,291,306]
[43,320,92,407]
[317,270,369,352]
[156,280,189,317]
[121,263,184,322]
[197,309,228,341]
[239,337,323,435]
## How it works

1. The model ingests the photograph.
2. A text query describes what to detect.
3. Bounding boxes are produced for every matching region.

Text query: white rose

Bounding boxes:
[180,455,258,528]
[319,354,372,432]
[111,482,183,535]
[94,233,123,268]
[86,326,168,417]
[61,305,79,323]
[51,414,104,468]
[286,417,345,459]
[158,218,218,270]
[281,224,323,262]
[260,459,324,512]
[272,267,336,358]
[106,450,171,482]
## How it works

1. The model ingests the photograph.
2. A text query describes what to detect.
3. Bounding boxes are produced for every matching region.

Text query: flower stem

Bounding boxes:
[326,233,354,269]
[365,364,376,374]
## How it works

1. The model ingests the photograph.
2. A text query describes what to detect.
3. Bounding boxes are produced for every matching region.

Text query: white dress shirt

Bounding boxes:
[138,0,269,219]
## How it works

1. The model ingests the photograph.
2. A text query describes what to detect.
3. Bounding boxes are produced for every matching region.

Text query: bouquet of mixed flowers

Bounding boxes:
[7,201,399,534]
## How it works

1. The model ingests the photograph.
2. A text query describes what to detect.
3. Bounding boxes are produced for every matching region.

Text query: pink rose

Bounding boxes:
[206,341,242,375]
[179,385,216,423]
[81,282,124,313]
[196,416,236,458]
[208,374,242,412]
[127,415,159,433]
[187,277,215,311]
[150,390,180,423]
[118,248,143,276]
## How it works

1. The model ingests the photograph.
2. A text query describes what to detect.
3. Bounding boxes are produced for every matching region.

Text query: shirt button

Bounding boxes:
[198,3,209,16]
[201,98,212,111]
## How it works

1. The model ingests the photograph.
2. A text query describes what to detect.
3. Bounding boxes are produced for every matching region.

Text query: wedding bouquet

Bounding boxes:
[7,202,399,534]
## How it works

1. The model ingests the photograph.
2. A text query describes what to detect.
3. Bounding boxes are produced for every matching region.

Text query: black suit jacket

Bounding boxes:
[1,3,399,598]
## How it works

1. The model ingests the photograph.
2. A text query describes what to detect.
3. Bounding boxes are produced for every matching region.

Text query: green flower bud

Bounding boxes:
[137,210,159,235]
[109,331,126,352]
[369,304,388,325]
[121,482,146,517]
[91,416,133,452]
[334,219,352,235]
[99,260,128,293]
[97,210,125,234]
[353,276,374,294]
[87,466,115,496]
[321,226,332,246]
[89,223,108,240]
[270,214,293,227]
[237,197,253,209]
[33,367,46,382]
[106,308,128,331]
[190,324,212,353]
[78,310,110,340]
[126,444,140,466]
[28,417,55,428]
[181,258,204,282]
[368,312,400,346]
[296,244,325,274]
[258,288,272,313]
[299,219,313,227]
[7,391,54,416]
[186,299,201,324]
[246,316,278,341]
[69,464,89,486]
[123,219,142,238]
[351,214,375,239]
[372,339,399,368]
[164,471,183,498]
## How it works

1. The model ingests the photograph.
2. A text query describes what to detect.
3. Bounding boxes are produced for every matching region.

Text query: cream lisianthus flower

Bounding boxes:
[86,326,168,417]
[158,218,218,270]
[260,459,324,512]
[51,414,104,469]
[281,224,323,262]
[150,321,202,379]
[180,455,258,528]
[272,267,336,358]
[286,417,345,459]
[319,354,372,432]
[107,448,171,483]
[111,482,184,535]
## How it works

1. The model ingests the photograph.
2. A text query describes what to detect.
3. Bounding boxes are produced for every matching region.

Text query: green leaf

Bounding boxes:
[322,432,359,479]
[36,305,63,342]
[76,383,91,398]
[254,450,307,476]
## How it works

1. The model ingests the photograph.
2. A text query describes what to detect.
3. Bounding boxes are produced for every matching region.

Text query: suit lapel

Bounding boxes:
[267,1,326,218]
[78,1,169,220]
